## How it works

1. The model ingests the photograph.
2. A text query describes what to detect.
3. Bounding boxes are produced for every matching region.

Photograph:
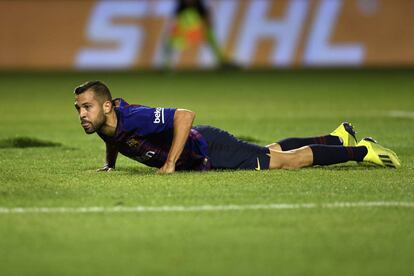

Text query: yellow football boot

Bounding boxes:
[330,122,357,146]
[357,137,401,168]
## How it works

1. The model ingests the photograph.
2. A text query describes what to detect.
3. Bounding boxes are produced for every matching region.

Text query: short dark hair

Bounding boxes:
[74,80,112,102]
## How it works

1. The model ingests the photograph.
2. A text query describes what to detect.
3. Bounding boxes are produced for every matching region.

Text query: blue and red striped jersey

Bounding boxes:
[98,98,210,171]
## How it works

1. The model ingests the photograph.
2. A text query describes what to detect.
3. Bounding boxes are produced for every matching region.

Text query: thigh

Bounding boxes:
[194,125,270,170]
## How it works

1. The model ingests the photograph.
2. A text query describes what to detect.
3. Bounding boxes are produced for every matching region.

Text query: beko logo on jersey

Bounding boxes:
[153,107,164,124]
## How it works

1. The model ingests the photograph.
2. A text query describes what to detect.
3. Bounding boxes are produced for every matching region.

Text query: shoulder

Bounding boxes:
[113,98,144,110]
[113,98,177,135]
[114,98,149,119]
[121,105,153,119]
[117,104,157,133]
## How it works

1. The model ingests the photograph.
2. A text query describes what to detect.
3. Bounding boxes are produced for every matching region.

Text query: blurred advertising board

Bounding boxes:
[1,0,414,70]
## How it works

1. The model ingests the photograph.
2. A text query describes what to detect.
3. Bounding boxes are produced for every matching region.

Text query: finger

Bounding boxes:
[157,168,167,174]
[97,167,112,172]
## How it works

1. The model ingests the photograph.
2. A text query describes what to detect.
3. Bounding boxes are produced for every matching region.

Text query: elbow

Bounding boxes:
[187,110,196,121]
[184,110,195,125]
[177,109,196,122]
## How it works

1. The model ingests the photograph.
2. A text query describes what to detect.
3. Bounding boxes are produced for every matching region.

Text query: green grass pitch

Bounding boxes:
[0,70,413,275]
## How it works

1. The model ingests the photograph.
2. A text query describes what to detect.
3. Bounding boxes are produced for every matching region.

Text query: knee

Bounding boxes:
[266,143,282,151]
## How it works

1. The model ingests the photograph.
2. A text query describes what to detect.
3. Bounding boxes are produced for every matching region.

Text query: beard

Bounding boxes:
[82,112,106,135]
[83,124,97,134]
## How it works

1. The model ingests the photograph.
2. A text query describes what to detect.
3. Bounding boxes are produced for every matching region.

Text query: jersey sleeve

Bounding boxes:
[123,106,176,136]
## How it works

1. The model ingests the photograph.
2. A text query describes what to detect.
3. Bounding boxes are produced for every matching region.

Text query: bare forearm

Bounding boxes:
[166,109,195,165]
[105,142,118,168]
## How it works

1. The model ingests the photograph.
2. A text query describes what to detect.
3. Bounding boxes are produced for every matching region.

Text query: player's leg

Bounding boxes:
[193,125,271,170]
[268,146,313,169]
[268,144,368,169]
[205,27,225,63]
[269,137,401,169]
[195,0,226,64]
[162,1,186,68]
[162,35,175,68]
[193,125,400,170]
[194,125,365,170]
[267,122,357,151]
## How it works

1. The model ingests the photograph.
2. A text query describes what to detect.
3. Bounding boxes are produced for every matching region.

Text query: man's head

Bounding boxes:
[74,81,113,134]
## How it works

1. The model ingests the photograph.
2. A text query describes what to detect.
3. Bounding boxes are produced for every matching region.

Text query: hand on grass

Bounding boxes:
[96,166,114,172]
[158,161,175,174]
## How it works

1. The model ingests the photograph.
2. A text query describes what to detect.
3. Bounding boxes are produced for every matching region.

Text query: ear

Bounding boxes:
[103,100,112,114]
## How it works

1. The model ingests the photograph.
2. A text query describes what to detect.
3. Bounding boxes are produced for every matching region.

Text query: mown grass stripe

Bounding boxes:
[0,201,413,214]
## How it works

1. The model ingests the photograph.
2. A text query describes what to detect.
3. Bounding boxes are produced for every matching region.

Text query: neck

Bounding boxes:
[99,109,117,137]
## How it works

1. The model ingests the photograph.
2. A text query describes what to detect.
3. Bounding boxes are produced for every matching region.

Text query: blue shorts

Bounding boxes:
[194,125,270,170]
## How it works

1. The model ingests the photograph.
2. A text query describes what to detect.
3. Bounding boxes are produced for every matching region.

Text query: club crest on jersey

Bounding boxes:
[126,138,140,148]
[153,107,164,124]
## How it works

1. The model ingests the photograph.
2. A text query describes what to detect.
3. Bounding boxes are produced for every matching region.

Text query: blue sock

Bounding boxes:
[278,135,342,151]
[310,145,368,166]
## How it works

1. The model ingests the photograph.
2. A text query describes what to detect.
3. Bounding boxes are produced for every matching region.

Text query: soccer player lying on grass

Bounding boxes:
[74,81,401,174]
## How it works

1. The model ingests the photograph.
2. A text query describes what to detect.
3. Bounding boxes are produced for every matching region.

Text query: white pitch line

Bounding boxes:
[388,110,414,119]
[0,201,413,214]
